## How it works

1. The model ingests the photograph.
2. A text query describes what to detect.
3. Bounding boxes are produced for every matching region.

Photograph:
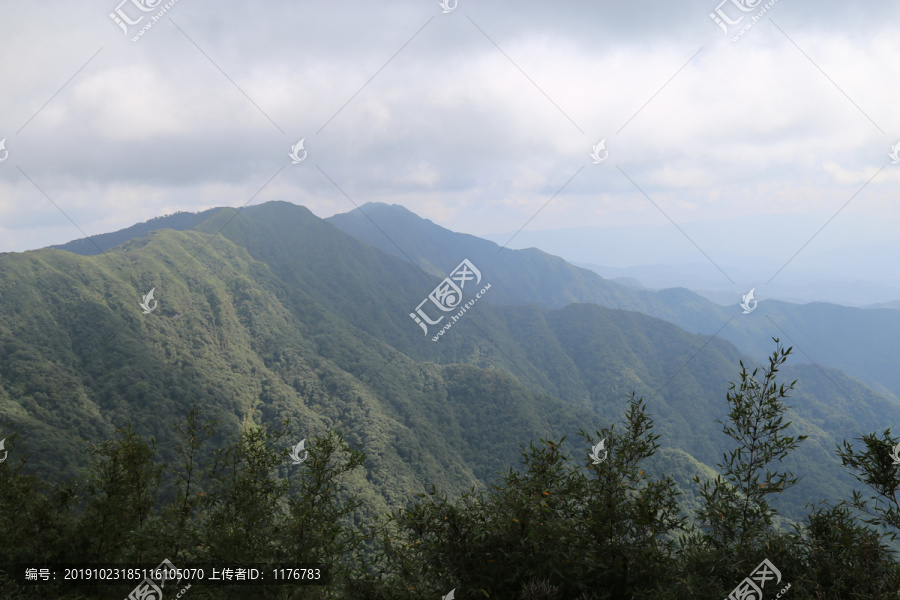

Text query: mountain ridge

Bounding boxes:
[2,200,898,525]
[327,202,900,402]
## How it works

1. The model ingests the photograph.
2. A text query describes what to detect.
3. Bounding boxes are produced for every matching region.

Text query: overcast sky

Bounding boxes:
[1,0,899,277]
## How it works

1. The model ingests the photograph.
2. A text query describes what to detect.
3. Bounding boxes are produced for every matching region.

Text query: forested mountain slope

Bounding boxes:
[328,202,900,401]
[1,201,896,525]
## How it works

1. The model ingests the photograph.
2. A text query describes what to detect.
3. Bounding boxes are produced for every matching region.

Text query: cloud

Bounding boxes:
[0,0,898,254]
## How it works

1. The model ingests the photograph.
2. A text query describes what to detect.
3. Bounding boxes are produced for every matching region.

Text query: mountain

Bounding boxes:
[327,203,900,403]
[868,299,900,310]
[479,216,900,306]
[572,261,900,307]
[609,276,646,290]
[0,206,593,517]
[49,209,220,255]
[2,200,899,527]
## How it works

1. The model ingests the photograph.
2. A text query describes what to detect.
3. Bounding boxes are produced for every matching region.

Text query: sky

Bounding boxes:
[1,0,899,291]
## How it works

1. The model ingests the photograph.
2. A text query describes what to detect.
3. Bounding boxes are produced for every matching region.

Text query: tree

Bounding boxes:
[368,395,683,600]
[837,428,900,536]
[75,425,163,564]
[683,339,807,594]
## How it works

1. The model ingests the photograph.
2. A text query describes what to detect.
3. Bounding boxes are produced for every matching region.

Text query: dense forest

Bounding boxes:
[2,342,900,599]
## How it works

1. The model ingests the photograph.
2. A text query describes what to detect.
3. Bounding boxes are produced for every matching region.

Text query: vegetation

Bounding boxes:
[4,201,899,530]
[4,202,900,597]
[1,340,899,599]
[328,201,900,405]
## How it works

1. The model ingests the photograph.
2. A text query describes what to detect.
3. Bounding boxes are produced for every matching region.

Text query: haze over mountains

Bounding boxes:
[482,214,900,308]
[3,200,892,527]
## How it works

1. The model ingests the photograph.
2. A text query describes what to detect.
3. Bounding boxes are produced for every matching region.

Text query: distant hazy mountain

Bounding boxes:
[573,262,900,307]
[482,216,900,306]
[328,203,900,403]
[3,200,897,525]
[609,276,646,290]
[867,299,900,310]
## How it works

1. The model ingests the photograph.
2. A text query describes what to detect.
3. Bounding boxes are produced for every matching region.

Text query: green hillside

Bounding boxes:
[0,200,897,530]
[0,228,599,520]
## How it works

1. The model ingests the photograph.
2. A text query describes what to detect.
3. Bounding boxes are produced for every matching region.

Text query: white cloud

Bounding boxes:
[0,0,898,253]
